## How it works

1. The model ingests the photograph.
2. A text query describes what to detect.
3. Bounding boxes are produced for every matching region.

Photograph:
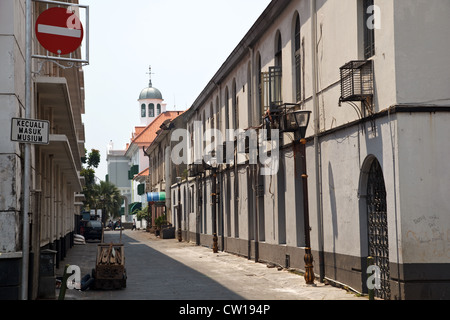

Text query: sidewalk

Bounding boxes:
[56,230,367,300]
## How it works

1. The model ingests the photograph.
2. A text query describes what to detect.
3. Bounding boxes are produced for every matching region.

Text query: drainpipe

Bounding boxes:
[311,0,325,282]
[246,46,259,262]
[21,0,32,300]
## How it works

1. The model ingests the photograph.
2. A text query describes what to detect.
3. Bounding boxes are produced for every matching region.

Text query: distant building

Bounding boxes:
[107,74,182,227]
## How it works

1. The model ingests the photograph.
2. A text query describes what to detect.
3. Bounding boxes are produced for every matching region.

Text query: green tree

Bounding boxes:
[87,149,100,169]
[95,181,123,224]
[80,148,123,223]
[136,205,151,226]
[81,148,101,212]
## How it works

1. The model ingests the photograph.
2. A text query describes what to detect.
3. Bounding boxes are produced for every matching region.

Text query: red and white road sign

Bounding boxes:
[35,7,84,55]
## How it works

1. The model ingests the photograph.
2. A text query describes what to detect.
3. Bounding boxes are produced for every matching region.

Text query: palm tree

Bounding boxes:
[94,181,123,224]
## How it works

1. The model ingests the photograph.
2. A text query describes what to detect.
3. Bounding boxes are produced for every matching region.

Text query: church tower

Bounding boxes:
[138,66,167,126]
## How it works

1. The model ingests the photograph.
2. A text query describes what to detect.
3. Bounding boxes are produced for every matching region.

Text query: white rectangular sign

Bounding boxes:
[11,118,50,145]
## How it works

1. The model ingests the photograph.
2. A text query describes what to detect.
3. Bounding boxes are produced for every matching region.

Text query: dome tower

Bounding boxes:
[138,66,167,126]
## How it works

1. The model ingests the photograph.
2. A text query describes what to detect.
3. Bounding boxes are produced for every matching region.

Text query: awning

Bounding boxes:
[147,192,166,203]
[129,202,142,215]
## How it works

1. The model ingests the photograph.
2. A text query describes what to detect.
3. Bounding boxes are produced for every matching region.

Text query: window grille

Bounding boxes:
[261,66,283,113]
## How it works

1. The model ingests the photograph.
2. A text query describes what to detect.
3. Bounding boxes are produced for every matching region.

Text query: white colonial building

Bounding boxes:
[163,0,450,300]
[0,0,87,299]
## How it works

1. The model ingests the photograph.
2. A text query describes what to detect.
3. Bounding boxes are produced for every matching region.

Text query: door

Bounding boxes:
[366,159,391,300]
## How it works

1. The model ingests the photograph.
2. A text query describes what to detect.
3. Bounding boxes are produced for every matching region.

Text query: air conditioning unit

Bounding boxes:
[339,60,373,102]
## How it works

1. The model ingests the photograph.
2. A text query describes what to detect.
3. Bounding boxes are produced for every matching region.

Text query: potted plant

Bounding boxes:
[155,214,167,236]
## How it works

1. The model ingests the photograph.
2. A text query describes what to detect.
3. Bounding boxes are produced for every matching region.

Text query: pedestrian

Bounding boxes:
[132,218,136,231]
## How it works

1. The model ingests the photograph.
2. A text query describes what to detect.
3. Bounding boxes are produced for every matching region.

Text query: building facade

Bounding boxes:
[145,112,186,234]
[161,0,450,300]
[0,0,86,299]
[107,79,181,227]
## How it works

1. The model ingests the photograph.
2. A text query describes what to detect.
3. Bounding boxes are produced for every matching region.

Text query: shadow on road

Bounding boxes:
[58,231,244,300]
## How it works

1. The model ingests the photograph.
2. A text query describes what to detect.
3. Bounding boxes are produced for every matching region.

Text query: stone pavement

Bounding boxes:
[56,229,367,301]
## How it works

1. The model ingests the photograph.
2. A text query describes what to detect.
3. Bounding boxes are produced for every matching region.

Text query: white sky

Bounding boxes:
[82,0,272,181]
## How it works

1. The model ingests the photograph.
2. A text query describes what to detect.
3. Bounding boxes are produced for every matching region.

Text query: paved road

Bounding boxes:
[57,230,365,301]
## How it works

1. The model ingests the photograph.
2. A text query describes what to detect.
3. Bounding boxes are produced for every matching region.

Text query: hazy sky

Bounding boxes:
[82,0,272,180]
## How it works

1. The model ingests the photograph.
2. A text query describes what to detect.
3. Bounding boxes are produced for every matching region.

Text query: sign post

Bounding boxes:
[11,118,50,145]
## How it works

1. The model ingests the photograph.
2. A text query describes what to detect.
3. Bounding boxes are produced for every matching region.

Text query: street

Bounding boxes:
[56,230,365,301]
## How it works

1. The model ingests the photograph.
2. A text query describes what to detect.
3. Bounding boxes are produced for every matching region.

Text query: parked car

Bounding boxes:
[84,220,103,241]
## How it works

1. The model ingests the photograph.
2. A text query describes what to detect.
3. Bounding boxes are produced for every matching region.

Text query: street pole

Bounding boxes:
[300,138,315,285]
[212,167,218,253]
[177,180,182,242]
[21,0,33,300]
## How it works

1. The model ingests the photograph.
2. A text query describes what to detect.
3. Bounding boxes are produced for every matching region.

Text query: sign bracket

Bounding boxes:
[32,0,90,66]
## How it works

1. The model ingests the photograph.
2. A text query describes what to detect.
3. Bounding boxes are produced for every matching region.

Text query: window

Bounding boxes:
[247,62,253,126]
[149,103,155,117]
[236,97,239,130]
[275,31,282,68]
[257,53,263,120]
[210,103,214,131]
[225,87,230,131]
[141,104,146,117]
[232,79,238,130]
[157,104,161,115]
[261,66,282,111]
[294,14,301,102]
[363,0,375,59]
[202,110,206,152]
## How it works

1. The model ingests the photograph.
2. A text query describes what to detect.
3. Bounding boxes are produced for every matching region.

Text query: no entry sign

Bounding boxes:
[35,7,84,55]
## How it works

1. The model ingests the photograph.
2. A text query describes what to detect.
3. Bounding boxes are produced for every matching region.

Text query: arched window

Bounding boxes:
[209,102,215,153]
[232,79,238,130]
[210,102,214,131]
[149,103,155,117]
[202,109,206,152]
[247,62,252,126]
[363,0,375,59]
[294,13,301,102]
[257,52,262,121]
[157,104,161,116]
[215,96,219,131]
[275,31,282,68]
[141,104,146,117]
[225,87,230,131]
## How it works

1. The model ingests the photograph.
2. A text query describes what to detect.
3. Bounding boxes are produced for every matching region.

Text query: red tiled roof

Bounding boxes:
[134,167,149,179]
[127,111,182,151]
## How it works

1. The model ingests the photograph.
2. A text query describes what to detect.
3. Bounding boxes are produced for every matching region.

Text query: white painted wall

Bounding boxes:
[397,112,450,263]
[394,0,450,106]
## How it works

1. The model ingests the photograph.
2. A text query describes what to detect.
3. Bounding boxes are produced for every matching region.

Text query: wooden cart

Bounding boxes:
[92,243,127,290]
